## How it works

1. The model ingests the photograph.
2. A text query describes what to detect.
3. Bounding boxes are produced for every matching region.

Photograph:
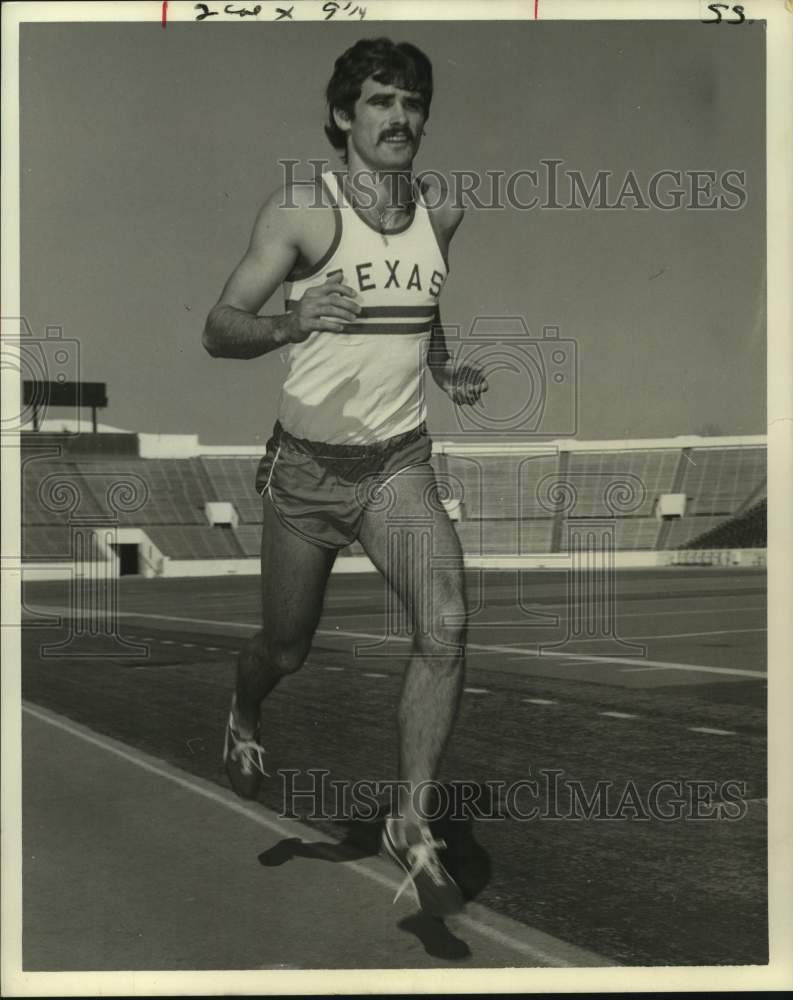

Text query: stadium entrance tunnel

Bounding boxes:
[110,543,139,576]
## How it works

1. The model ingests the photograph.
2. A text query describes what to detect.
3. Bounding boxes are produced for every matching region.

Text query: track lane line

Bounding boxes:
[23,607,766,679]
[331,605,767,624]
[22,702,613,968]
[500,627,766,643]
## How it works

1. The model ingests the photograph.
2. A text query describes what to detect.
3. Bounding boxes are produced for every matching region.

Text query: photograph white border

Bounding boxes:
[2,0,791,994]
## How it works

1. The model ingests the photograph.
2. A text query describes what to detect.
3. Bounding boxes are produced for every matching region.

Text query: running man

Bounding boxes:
[202,38,487,916]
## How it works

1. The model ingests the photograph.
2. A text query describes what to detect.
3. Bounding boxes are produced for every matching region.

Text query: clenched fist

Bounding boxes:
[282,271,361,343]
[436,363,489,406]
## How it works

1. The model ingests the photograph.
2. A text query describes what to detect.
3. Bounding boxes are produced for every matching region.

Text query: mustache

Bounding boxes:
[379,128,415,143]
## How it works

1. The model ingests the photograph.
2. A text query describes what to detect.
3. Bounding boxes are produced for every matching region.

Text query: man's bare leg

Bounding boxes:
[358,464,467,831]
[232,494,336,740]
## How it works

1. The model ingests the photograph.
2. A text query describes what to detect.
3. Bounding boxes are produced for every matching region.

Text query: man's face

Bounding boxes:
[338,76,427,171]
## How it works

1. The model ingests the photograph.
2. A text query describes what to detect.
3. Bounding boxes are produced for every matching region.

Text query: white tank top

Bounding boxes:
[277,171,448,444]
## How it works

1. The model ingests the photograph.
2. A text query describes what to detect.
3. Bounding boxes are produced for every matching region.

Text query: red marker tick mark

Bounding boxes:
[534,0,539,17]
[162,1,168,28]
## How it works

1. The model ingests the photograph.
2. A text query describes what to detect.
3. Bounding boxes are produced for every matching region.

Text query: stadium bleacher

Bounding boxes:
[563,449,680,517]
[436,453,561,520]
[200,457,262,523]
[22,525,79,561]
[70,458,214,525]
[680,446,766,516]
[681,498,766,550]
[22,458,104,524]
[19,432,767,572]
[143,525,244,561]
[233,523,263,558]
[664,516,726,550]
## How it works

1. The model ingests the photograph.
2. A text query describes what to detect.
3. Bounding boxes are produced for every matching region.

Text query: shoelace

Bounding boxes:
[392,827,449,904]
[225,716,270,777]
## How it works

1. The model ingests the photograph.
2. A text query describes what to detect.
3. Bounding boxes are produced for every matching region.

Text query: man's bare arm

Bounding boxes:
[428,306,452,381]
[428,310,488,406]
[202,188,359,359]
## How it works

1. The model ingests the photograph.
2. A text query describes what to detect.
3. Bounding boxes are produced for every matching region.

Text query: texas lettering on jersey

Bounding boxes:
[327,259,445,297]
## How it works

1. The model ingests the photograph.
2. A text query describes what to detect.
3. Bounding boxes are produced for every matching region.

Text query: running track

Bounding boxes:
[19,567,767,968]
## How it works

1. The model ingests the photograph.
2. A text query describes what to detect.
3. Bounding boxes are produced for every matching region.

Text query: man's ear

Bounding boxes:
[332,106,352,134]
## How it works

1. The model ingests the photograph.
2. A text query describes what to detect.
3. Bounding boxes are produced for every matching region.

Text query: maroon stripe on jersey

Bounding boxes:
[337,321,433,335]
[284,301,437,320]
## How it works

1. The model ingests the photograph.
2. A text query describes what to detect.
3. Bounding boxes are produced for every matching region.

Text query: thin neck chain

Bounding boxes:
[342,173,416,243]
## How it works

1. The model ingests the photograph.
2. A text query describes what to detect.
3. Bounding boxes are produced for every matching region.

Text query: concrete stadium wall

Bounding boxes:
[21,548,766,581]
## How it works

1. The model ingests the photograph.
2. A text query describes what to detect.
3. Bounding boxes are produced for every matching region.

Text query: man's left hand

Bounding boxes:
[437,364,489,406]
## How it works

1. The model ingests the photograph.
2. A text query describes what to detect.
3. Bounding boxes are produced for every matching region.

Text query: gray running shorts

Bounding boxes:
[254,420,434,549]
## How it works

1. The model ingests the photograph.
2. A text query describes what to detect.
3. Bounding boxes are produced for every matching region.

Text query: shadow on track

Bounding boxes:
[257,786,493,960]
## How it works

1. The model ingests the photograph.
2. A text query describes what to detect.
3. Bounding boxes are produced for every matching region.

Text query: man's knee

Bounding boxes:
[245,631,312,675]
[271,638,312,675]
[414,595,467,658]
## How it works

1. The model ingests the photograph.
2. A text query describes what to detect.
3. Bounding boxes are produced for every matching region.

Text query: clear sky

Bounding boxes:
[20,18,765,445]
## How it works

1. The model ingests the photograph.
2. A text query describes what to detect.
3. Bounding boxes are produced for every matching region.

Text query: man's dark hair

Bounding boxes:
[324,38,433,160]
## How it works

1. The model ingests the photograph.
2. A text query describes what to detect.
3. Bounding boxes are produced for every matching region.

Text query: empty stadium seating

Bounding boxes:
[143,525,244,561]
[22,525,80,561]
[664,516,725,549]
[455,519,554,556]
[435,453,560,519]
[201,457,263,522]
[563,450,680,517]
[681,498,766,549]
[680,447,766,515]
[22,458,104,524]
[234,524,262,558]
[19,435,768,570]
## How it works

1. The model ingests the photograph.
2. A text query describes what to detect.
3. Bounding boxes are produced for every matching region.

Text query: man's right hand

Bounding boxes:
[282,272,361,343]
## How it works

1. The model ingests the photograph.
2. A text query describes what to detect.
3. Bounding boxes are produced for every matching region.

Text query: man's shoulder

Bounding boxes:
[418,172,465,235]
[254,178,336,240]
[264,177,337,214]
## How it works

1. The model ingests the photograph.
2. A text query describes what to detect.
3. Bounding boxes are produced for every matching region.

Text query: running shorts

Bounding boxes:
[254,420,434,549]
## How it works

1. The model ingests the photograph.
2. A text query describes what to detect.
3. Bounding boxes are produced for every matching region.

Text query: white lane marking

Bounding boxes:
[27,607,767,679]
[205,647,221,652]
[522,698,557,705]
[689,726,737,736]
[514,658,599,669]
[323,665,344,672]
[444,603,766,625]
[464,687,490,695]
[468,643,763,679]
[329,612,384,621]
[330,605,768,627]
[609,626,766,642]
[619,666,673,673]
[319,628,766,679]
[599,711,638,719]
[181,643,195,648]
[160,640,175,645]
[363,672,387,679]
[22,703,609,968]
